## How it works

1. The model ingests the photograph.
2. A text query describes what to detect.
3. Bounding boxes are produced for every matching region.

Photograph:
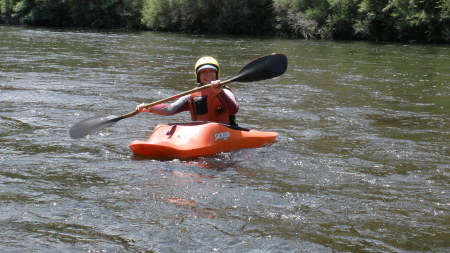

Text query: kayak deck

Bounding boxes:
[130,121,277,159]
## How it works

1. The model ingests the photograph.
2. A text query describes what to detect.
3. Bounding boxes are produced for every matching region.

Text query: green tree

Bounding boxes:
[326,0,361,39]
[141,0,274,35]
[1,0,14,17]
[273,0,329,38]
[391,0,449,42]
[357,0,395,41]
[142,0,207,32]
[0,0,142,28]
[141,0,171,30]
[216,0,275,35]
[358,0,450,42]
[1,0,449,42]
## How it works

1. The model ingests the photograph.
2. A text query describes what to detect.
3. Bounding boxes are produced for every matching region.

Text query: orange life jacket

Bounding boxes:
[188,87,235,125]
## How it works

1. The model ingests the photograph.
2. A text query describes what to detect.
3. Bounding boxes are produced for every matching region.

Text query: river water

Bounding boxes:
[1,26,449,252]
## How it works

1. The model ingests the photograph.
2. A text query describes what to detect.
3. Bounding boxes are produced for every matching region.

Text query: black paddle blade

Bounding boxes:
[232,53,287,82]
[69,115,123,139]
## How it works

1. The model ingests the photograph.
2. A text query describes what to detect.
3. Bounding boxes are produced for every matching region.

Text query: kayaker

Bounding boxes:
[136,56,239,125]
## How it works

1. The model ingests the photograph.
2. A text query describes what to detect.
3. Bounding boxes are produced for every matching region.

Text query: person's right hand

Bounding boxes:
[210,80,223,94]
[136,103,152,112]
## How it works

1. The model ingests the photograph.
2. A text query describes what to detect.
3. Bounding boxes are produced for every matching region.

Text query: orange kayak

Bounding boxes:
[130,121,277,159]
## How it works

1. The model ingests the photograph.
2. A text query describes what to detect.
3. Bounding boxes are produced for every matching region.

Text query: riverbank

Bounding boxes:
[1,0,449,43]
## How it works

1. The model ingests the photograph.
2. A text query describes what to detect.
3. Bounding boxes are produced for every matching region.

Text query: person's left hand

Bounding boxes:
[136,103,152,112]
[210,80,223,94]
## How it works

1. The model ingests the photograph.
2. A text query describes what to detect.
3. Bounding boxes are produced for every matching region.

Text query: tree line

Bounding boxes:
[1,0,449,43]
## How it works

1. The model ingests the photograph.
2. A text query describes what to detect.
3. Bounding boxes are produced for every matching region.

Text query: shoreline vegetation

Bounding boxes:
[1,0,449,43]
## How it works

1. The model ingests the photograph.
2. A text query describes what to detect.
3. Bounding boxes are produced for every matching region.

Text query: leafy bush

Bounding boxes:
[141,0,274,35]
[0,0,142,28]
[1,0,449,42]
[273,0,329,38]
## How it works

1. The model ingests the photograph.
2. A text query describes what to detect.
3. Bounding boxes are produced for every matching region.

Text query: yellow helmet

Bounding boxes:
[194,56,220,83]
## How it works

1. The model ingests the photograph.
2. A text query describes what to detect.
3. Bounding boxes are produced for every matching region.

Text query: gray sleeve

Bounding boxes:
[151,94,190,115]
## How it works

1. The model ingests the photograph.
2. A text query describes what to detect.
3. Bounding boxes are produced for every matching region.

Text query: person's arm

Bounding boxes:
[211,80,239,115]
[217,89,239,115]
[136,95,190,115]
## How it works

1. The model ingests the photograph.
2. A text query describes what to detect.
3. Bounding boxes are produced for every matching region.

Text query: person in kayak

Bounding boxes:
[136,56,239,125]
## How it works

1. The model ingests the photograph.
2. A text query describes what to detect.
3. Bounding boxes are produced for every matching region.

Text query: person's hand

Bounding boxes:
[210,80,223,94]
[136,103,152,112]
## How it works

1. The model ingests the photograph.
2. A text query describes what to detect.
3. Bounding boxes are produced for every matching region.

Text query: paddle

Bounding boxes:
[69,53,288,139]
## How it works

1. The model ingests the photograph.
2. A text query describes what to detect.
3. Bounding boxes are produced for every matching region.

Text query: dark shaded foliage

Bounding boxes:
[1,0,449,42]
[0,0,142,28]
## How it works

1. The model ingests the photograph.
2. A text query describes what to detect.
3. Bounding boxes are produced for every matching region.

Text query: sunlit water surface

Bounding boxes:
[1,26,449,252]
